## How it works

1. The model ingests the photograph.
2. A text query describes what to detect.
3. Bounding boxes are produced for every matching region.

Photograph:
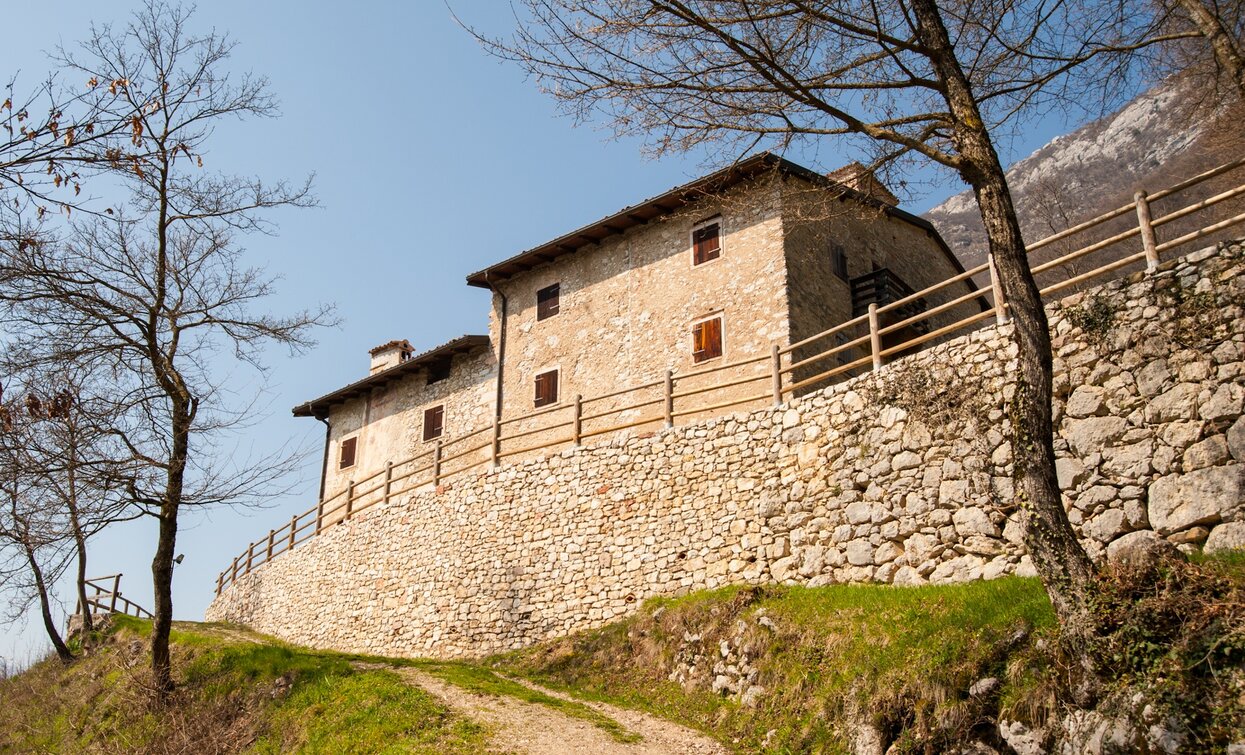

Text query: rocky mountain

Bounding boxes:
[925,79,1227,269]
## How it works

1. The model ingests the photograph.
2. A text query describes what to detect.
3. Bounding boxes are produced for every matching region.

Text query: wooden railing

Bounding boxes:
[74,574,153,620]
[215,154,1245,596]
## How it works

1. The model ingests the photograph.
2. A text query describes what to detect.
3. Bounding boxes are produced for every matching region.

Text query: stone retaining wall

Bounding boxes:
[207,241,1245,659]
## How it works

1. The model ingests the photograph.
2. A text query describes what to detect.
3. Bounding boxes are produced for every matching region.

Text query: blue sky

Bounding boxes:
[0,1,1081,665]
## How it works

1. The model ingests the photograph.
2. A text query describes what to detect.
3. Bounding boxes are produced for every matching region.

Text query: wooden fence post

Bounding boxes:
[572,394,583,446]
[1135,190,1160,270]
[770,343,783,406]
[988,253,1010,325]
[491,416,501,468]
[868,303,883,370]
[288,514,297,550]
[216,572,224,596]
[344,480,356,521]
[110,574,121,612]
[245,541,255,573]
[266,529,275,560]
[664,369,674,428]
[315,497,325,535]
[231,556,240,583]
[383,461,394,504]
[433,440,443,485]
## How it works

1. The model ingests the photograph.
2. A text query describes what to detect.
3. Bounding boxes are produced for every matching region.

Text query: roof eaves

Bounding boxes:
[292,334,490,418]
[464,152,963,287]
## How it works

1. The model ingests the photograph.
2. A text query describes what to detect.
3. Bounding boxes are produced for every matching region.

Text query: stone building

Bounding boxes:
[294,153,978,505]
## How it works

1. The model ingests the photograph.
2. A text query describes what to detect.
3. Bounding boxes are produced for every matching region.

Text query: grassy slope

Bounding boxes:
[493,555,1245,754]
[5,560,1240,753]
[490,577,1057,753]
[0,617,490,754]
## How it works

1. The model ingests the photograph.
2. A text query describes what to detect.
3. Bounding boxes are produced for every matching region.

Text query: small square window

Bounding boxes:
[692,316,723,363]
[831,244,849,281]
[537,283,560,321]
[423,405,444,442]
[534,369,559,407]
[339,437,357,470]
[426,360,451,384]
[692,222,721,265]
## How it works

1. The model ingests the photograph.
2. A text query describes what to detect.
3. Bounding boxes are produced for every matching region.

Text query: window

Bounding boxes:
[423,405,444,442]
[692,220,721,265]
[339,437,357,470]
[537,283,560,320]
[692,316,723,363]
[426,360,451,384]
[831,244,849,281]
[534,369,559,407]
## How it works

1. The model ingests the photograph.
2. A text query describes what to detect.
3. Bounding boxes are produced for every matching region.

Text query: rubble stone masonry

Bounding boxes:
[209,241,1245,660]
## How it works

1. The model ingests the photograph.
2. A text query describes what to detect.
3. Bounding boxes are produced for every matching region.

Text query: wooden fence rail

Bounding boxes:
[215,155,1245,596]
[72,574,153,621]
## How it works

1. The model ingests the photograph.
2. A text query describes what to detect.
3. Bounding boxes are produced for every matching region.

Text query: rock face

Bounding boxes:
[208,241,1245,660]
[1148,465,1243,534]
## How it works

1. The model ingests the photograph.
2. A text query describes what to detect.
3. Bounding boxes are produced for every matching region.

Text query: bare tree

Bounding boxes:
[1168,0,1245,97]
[0,2,332,697]
[468,0,1206,695]
[0,394,77,664]
[0,64,141,254]
[7,365,137,640]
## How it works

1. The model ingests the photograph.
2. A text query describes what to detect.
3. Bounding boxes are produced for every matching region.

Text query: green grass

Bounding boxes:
[0,618,492,754]
[253,667,487,754]
[490,577,1056,754]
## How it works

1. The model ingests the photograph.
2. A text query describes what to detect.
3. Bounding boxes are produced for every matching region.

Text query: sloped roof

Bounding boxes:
[368,339,413,356]
[465,152,966,287]
[292,335,490,418]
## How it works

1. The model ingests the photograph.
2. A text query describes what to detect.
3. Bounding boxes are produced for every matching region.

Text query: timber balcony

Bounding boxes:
[851,267,931,336]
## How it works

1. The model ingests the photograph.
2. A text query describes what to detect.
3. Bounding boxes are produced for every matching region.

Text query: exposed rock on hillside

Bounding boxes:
[925,79,1229,269]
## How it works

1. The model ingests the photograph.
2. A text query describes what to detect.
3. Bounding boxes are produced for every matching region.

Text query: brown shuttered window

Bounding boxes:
[537,283,560,321]
[692,222,721,265]
[692,316,723,363]
[423,405,444,442]
[831,243,849,281]
[339,437,357,469]
[534,369,559,407]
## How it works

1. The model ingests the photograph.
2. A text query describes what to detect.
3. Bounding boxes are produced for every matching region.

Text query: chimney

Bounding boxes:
[368,339,414,374]
[826,162,899,207]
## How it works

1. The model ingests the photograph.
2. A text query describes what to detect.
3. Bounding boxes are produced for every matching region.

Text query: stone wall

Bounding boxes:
[209,241,1245,660]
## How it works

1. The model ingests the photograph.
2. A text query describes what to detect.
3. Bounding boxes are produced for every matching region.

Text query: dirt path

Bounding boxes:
[391,666,729,755]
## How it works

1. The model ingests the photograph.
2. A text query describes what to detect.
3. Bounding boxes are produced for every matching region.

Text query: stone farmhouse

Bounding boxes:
[293,153,979,505]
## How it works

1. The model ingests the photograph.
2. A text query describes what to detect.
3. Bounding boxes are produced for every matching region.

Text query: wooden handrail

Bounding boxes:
[499,400,574,427]
[214,156,1245,595]
[673,352,770,380]
[582,378,665,405]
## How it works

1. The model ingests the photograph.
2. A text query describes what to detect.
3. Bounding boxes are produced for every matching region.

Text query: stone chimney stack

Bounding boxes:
[368,339,414,374]
[826,162,900,207]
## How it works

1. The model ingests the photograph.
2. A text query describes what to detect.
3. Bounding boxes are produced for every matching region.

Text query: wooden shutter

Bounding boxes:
[537,283,560,321]
[339,437,357,469]
[693,317,723,362]
[832,244,849,281]
[534,370,559,407]
[693,223,721,265]
[423,405,444,441]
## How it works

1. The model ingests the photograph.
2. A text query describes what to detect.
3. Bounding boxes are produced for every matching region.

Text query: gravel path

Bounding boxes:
[392,667,729,755]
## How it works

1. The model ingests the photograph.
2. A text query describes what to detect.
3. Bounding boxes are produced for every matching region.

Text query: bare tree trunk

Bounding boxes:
[22,541,73,664]
[909,0,1100,700]
[150,499,178,694]
[65,440,93,638]
[1174,0,1245,98]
